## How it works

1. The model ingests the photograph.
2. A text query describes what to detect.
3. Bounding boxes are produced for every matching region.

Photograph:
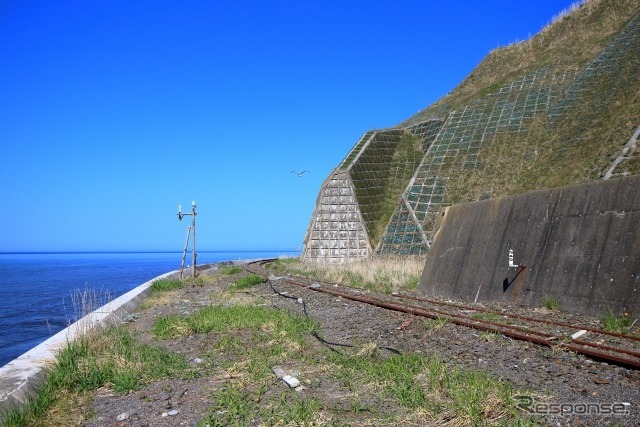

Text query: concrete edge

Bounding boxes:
[0,270,179,418]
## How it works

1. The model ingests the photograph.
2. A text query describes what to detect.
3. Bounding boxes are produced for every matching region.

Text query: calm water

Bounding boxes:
[0,251,297,368]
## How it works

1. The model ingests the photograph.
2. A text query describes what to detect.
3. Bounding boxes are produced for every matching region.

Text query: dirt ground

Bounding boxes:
[77,263,639,427]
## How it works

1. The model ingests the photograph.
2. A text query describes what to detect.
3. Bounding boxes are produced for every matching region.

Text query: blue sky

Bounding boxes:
[0,1,578,252]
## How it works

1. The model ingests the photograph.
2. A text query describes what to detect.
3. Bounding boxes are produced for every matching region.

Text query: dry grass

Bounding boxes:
[402,0,640,128]
[28,391,92,427]
[287,256,426,294]
[64,287,113,338]
[137,290,176,310]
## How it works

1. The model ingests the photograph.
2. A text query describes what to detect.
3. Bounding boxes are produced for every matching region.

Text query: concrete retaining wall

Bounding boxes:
[302,170,372,263]
[419,175,640,317]
[0,270,178,420]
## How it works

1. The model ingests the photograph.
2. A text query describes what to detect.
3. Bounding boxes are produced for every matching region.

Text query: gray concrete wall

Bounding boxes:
[419,175,640,317]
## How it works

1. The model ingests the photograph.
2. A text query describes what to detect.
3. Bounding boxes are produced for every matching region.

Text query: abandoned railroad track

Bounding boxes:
[246,259,640,370]
[43,258,637,427]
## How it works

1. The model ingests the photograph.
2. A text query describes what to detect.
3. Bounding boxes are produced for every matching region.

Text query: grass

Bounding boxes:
[197,348,532,425]
[153,304,319,340]
[268,256,425,295]
[1,327,189,427]
[602,308,635,334]
[218,265,242,275]
[138,277,186,310]
[150,278,183,292]
[232,273,266,289]
[423,316,451,332]
[542,295,561,311]
[159,301,534,426]
[4,264,537,426]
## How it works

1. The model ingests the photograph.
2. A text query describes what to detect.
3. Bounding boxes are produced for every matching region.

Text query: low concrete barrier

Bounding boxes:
[0,270,178,420]
[419,176,640,317]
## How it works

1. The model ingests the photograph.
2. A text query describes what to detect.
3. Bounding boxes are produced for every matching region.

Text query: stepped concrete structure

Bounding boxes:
[302,6,640,263]
[302,124,442,263]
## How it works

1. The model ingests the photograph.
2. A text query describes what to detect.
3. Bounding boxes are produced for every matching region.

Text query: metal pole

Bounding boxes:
[191,201,197,278]
[180,226,191,280]
[177,201,198,279]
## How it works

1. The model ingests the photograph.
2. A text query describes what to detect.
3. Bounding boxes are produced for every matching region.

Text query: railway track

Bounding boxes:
[245,259,640,369]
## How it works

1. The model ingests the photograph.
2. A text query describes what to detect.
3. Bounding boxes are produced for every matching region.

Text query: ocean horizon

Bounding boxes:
[0,250,298,368]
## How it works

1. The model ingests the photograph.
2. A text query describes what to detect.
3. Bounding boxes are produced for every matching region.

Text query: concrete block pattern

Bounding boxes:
[302,171,371,263]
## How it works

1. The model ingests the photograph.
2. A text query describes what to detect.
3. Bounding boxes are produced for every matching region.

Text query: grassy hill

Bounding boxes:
[303,0,640,262]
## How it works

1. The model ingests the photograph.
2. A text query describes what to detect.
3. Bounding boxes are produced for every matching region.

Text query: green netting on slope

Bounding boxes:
[549,13,640,122]
[348,129,409,247]
[407,119,445,152]
[338,130,376,170]
[377,67,578,255]
[376,201,428,256]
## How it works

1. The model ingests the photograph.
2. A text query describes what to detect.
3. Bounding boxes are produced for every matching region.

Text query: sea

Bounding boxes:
[0,251,297,368]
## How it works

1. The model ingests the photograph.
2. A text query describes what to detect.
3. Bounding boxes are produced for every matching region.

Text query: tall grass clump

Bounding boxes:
[61,287,113,332]
[602,308,634,334]
[542,295,561,311]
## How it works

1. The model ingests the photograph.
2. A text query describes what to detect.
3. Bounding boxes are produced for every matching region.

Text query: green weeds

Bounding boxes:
[1,328,188,426]
[423,316,451,332]
[232,273,266,290]
[265,258,299,275]
[150,278,183,292]
[542,295,560,311]
[157,302,533,426]
[153,304,319,340]
[218,265,242,275]
[602,308,634,334]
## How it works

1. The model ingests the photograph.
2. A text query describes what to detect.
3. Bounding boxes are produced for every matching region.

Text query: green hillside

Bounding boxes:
[303,0,640,262]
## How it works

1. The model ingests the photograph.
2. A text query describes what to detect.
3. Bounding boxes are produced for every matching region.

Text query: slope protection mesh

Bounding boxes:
[348,129,411,247]
[377,67,578,255]
[304,12,640,262]
[549,13,640,123]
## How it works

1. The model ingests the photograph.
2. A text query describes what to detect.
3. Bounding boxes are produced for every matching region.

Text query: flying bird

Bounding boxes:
[291,170,309,177]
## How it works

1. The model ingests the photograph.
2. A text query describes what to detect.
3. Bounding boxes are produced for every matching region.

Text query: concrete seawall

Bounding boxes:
[419,175,640,317]
[0,270,178,420]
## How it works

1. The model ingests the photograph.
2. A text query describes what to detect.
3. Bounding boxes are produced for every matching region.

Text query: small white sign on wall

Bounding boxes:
[509,249,519,268]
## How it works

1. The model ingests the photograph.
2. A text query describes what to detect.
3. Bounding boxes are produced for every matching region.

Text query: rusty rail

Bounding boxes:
[245,260,640,369]
[391,292,640,342]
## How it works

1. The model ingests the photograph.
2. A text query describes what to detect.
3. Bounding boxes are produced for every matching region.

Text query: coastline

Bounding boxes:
[0,251,299,368]
[0,269,178,417]
[0,257,276,420]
